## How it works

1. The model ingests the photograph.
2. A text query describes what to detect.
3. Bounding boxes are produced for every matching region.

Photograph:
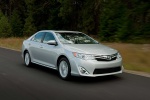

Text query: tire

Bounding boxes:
[24,51,32,67]
[58,57,71,80]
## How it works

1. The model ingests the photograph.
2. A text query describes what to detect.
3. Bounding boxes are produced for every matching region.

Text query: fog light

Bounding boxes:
[78,67,89,75]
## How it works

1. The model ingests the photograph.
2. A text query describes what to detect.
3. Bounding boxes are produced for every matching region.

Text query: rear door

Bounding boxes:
[29,32,45,63]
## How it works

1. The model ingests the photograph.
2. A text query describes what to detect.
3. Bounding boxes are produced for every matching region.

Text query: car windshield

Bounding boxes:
[56,32,98,44]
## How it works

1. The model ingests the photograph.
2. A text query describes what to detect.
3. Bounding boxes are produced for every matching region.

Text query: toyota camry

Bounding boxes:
[22,30,123,80]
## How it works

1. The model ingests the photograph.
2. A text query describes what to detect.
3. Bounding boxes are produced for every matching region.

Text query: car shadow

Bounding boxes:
[69,75,123,84]
[23,63,59,77]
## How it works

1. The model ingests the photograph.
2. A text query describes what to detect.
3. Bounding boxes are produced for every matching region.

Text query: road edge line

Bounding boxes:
[124,70,150,78]
[0,46,21,52]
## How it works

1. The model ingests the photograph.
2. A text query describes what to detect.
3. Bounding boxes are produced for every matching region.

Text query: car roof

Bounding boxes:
[38,30,82,33]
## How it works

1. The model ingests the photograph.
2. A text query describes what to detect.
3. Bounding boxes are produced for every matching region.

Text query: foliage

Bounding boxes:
[0,12,12,37]
[23,0,37,36]
[0,0,149,43]
[23,16,37,36]
[10,9,23,37]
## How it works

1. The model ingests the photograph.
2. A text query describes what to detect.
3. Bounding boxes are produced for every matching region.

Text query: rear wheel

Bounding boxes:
[58,57,71,80]
[24,51,32,67]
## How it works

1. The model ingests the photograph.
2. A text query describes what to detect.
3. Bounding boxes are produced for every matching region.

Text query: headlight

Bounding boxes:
[73,52,95,60]
[117,52,121,58]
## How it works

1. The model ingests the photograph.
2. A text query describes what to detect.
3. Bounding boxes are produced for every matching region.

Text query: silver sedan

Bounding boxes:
[22,30,123,80]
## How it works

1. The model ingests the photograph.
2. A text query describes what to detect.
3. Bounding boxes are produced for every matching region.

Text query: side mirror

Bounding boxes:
[47,40,58,46]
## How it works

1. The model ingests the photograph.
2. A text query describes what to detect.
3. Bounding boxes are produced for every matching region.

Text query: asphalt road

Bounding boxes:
[0,47,150,100]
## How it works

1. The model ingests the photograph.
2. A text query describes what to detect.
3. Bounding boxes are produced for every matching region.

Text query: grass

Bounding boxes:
[0,38,150,73]
[104,43,150,73]
[0,37,26,50]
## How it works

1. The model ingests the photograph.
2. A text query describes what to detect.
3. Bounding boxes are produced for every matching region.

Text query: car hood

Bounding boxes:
[64,44,117,55]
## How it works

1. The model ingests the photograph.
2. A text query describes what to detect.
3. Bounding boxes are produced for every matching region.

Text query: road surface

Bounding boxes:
[0,47,150,100]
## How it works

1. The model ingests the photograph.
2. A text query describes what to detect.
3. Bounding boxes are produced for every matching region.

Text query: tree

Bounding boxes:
[23,16,37,36]
[58,0,84,30]
[23,0,37,36]
[47,0,62,30]
[99,0,129,41]
[81,0,101,34]
[10,9,23,37]
[0,13,12,37]
[0,0,149,43]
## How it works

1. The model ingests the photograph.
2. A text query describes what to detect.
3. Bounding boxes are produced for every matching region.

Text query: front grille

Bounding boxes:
[93,66,121,74]
[95,53,117,61]
[95,57,117,61]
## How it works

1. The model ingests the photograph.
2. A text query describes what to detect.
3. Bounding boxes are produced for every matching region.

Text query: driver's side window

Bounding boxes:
[43,32,55,44]
[32,32,45,43]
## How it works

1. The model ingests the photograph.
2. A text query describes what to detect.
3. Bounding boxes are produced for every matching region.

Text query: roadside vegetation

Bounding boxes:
[0,38,25,50]
[105,43,150,73]
[0,0,149,43]
[0,38,150,73]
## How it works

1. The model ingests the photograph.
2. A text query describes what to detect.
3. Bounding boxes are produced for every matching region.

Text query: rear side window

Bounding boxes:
[32,32,45,42]
[43,32,55,43]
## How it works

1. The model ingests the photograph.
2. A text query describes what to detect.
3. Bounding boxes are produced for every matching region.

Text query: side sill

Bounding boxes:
[32,61,57,70]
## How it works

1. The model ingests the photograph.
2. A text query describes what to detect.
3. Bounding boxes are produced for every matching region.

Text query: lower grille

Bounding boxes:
[93,66,121,74]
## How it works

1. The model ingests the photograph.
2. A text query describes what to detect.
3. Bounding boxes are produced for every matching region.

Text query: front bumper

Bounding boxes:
[69,57,123,77]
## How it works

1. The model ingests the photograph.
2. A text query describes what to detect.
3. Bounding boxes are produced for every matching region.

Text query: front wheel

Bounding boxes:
[58,58,71,80]
[24,51,32,67]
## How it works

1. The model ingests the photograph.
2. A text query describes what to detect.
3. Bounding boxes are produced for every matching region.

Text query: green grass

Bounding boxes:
[0,38,150,73]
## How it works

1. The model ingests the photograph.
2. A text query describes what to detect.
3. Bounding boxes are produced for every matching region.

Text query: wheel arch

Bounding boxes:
[23,49,28,58]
